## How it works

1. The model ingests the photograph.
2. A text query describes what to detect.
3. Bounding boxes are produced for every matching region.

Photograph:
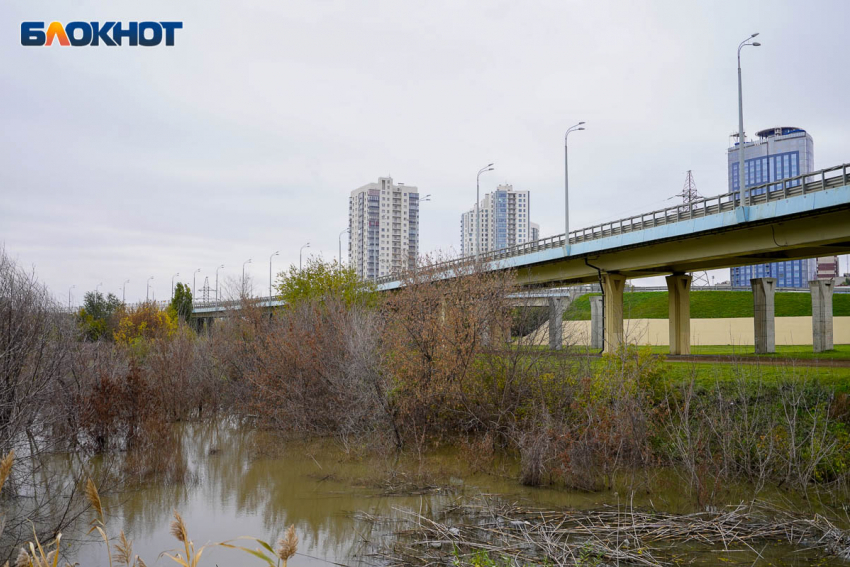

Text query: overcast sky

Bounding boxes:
[2,0,849,304]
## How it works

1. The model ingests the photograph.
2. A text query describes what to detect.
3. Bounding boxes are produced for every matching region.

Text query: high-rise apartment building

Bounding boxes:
[460,184,537,256]
[816,256,840,280]
[349,177,419,280]
[728,127,818,287]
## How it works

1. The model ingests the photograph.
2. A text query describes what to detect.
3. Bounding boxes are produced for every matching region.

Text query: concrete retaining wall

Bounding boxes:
[554,317,850,347]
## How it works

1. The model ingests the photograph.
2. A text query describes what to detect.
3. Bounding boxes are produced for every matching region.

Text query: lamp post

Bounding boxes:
[737,33,761,207]
[268,253,278,299]
[564,122,586,249]
[215,265,224,302]
[193,268,201,300]
[299,242,310,271]
[171,272,180,300]
[242,259,252,298]
[68,285,75,311]
[122,279,130,303]
[338,229,349,265]
[476,164,494,257]
[146,276,154,301]
[96,282,103,296]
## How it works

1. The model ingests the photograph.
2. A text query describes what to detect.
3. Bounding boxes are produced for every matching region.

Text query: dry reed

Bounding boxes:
[275,525,298,566]
[366,497,850,566]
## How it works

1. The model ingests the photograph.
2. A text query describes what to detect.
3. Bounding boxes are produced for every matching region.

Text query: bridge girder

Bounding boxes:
[513,207,850,286]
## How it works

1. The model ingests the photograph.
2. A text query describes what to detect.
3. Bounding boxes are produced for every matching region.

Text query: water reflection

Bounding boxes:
[68,421,847,566]
[73,421,467,566]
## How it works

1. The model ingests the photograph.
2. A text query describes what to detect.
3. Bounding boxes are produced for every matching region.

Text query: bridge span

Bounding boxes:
[192,163,850,356]
[372,163,850,354]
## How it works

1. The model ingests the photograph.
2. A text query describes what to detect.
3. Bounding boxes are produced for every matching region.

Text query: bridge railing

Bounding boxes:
[374,162,849,286]
[192,296,281,311]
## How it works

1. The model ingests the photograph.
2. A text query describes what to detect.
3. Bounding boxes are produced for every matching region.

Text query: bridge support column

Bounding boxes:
[601,273,626,353]
[590,296,603,350]
[810,279,834,353]
[751,277,777,354]
[548,298,566,349]
[666,274,692,355]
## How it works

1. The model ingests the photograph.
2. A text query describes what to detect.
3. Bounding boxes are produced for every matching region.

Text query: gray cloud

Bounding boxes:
[2,0,848,302]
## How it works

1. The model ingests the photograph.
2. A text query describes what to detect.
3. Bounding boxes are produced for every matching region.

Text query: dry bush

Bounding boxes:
[552,346,660,490]
[0,247,99,558]
[241,297,395,449]
[381,256,517,451]
[0,246,73,449]
[144,329,222,421]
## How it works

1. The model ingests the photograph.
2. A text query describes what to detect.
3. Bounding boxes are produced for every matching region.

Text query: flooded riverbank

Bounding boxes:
[56,421,849,566]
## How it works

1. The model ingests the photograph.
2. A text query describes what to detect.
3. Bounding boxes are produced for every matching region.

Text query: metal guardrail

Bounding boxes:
[187,284,850,312]
[373,162,849,286]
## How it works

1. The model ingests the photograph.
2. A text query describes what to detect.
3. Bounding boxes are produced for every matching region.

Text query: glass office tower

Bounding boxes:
[728,127,817,287]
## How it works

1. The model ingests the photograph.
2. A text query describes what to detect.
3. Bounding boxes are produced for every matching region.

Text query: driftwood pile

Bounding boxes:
[362,498,850,566]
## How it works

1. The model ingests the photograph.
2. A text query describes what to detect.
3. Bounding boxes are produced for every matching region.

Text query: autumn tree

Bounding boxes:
[275,258,377,308]
[113,301,177,346]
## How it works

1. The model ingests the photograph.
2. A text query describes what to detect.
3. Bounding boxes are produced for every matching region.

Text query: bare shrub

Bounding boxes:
[242,297,394,449]
[662,367,849,503]
[381,256,516,452]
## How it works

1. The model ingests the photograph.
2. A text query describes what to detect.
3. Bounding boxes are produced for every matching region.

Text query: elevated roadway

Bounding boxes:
[193,164,850,355]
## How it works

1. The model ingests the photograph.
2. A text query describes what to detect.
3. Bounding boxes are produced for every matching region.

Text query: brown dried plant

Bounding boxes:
[275,525,298,566]
[0,451,14,492]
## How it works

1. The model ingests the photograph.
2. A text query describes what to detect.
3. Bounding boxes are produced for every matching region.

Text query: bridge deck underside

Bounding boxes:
[514,206,850,287]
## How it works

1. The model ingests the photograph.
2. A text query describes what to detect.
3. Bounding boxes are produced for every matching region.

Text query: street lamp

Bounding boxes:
[146,276,154,301]
[565,122,586,248]
[268,253,278,299]
[193,268,201,300]
[242,259,252,297]
[299,242,310,271]
[122,279,130,303]
[338,229,349,265]
[215,265,224,302]
[476,164,495,257]
[68,285,75,311]
[96,282,103,296]
[171,272,180,300]
[737,33,761,208]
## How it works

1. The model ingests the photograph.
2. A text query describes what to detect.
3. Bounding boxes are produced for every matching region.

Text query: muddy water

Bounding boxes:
[68,421,846,566]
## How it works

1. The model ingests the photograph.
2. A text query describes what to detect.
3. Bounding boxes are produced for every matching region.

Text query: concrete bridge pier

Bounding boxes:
[666,274,692,355]
[751,277,777,354]
[590,296,603,350]
[601,273,626,353]
[547,298,566,349]
[810,279,834,352]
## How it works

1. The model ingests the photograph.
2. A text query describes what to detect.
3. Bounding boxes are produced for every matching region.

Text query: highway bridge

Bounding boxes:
[192,163,850,356]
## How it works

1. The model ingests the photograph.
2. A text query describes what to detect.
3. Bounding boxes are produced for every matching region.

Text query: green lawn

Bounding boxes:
[566,291,850,320]
[496,349,850,393]
[657,360,850,394]
[643,344,850,360]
